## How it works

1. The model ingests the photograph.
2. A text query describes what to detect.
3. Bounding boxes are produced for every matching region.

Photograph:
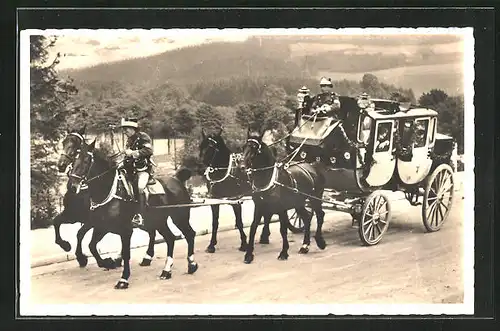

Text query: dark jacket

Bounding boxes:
[125,131,153,170]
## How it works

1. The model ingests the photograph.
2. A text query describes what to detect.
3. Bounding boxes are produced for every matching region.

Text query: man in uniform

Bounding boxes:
[120,118,154,227]
[295,86,311,125]
[310,77,341,118]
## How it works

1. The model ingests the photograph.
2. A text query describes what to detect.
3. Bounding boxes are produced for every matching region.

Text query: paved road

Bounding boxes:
[28,194,465,306]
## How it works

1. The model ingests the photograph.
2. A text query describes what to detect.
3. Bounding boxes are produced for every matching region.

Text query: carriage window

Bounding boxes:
[357,115,372,144]
[374,122,392,153]
[414,119,429,148]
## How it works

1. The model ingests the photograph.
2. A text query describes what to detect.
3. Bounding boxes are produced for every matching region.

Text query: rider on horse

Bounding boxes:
[310,77,341,118]
[120,118,154,227]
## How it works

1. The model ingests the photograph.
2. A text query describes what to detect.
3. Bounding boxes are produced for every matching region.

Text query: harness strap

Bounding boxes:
[205,153,235,184]
[89,170,125,210]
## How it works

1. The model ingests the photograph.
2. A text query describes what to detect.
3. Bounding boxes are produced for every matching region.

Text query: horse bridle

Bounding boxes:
[61,132,85,165]
[69,150,95,184]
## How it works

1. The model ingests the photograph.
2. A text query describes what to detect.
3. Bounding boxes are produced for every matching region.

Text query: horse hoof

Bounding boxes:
[188,263,198,275]
[114,257,123,267]
[315,237,327,250]
[59,241,71,252]
[205,246,216,254]
[259,238,270,245]
[160,270,172,280]
[77,255,88,268]
[244,253,254,264]
[139,258,152,267]
[298,247,309,254]
[277,252,289,260]
[114,280,129,290]
[100,257,117,270]
[238,243,247,252]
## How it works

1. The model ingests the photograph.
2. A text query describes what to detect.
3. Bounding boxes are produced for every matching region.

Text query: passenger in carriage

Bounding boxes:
[310,77,341,118]
[374,125,391,153]
[119,118,154,227]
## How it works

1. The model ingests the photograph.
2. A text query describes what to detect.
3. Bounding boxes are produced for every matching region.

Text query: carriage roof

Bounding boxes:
[365,107,438,120]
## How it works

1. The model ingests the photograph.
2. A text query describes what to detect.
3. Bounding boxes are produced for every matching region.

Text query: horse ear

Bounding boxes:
[201,128,206,140]
[78,124,87,135]
[88,138,96,151]
[216,126,223,137]
[247,127,251,137]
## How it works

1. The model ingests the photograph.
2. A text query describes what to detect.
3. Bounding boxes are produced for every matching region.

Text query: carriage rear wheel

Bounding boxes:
[422,164,454,232]
[287,206,312,234]
[358,191,392,246]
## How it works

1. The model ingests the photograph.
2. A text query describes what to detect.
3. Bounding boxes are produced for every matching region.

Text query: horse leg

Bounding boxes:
[205,205,219,253]
[277,211,290,260]
[297,206,313,254]
[139,228,156,266]
[114,229,133,289]
[74,222,92,267]
[259,214,272,244]
[172,210,198,275]
[233,204,248,251]
[311,200,327,250]
[88,229,116,270]
[244,206,263,264]
[53,212,71,252]
[158,224,177,280]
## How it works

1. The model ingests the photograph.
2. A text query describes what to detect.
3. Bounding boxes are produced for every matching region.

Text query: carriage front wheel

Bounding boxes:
[422,164,454,232]
[287,206,312,234]
[358,191,392,246]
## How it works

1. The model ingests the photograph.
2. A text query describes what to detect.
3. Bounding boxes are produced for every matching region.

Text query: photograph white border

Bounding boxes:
[19,27,475,316]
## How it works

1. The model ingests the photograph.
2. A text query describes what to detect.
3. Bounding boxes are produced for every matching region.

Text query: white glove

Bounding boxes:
[124,149,133,156]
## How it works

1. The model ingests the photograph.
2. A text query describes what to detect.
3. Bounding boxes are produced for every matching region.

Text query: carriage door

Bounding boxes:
[397,117,433,185]
[365,120,396,187]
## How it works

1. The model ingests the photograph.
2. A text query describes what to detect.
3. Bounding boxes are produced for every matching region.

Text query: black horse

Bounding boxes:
[68,140,198,289]
[240,129,327,264]
[198,129,272,253]
[53,126,95,268]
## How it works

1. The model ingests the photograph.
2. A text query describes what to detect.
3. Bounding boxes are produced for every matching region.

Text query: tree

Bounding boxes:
[418,89,449,107]
[30,35,78,229]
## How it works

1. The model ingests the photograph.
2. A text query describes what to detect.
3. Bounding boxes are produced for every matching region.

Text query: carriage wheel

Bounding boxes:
[358,191,392,246]
[287,206,312,234]
[422,164,454,232]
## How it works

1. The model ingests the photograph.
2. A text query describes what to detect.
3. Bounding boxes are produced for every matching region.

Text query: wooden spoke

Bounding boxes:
[358,191,391,246]
[422,164,454,232]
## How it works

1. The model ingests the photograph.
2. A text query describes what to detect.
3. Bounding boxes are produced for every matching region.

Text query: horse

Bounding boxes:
[198,128,272,253]
[239,129,327,264]
[53,126,96,269]
[68,140,198,289]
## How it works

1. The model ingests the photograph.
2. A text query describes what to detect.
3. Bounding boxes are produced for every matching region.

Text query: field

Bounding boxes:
[319,63,464,98]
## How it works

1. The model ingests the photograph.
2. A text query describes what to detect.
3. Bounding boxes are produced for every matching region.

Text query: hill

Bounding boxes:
[61,36,464,98]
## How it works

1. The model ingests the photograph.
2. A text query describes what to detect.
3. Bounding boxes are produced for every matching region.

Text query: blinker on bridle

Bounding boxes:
[69,151,94,181]
[61,132,85,161]
[247,138,262,152]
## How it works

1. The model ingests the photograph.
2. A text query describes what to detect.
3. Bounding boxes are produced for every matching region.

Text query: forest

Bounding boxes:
[30,35,464,229]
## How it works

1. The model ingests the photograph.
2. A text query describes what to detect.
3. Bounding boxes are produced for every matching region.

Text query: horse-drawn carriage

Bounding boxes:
[285,94,456,245]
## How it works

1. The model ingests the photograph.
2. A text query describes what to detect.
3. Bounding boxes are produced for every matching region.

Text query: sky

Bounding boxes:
[42,28,467,70]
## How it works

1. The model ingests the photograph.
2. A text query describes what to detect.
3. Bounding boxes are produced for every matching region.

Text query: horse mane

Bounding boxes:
[90,147,116,168]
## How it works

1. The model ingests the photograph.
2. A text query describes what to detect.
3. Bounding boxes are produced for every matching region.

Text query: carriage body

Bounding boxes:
[286,95,456,244]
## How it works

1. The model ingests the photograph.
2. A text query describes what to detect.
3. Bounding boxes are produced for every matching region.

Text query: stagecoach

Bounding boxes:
[285,94,456,245]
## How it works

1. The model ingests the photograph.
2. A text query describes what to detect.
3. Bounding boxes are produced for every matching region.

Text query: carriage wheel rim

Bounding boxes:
[362,194,389,244]
[424,167,454,230]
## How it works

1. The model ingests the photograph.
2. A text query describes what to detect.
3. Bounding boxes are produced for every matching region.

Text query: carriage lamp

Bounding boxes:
[300,150,307,159]
[344,152,351,160]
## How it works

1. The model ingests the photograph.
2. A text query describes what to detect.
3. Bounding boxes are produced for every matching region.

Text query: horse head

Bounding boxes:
[68,138,111,195]
[198,127,227,169]
[57,125,87,173]
[240,128,275,172]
